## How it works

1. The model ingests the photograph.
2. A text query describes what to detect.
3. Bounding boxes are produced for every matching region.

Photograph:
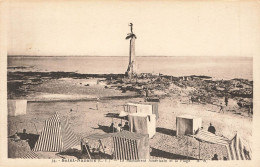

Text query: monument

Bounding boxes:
[125,23,137,78]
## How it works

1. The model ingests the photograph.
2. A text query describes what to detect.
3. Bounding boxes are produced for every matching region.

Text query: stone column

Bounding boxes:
[125,23,137,78]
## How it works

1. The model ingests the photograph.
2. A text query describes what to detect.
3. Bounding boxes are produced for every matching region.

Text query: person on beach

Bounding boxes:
[208,123,216,134]
[123,122,129,131]
[110,123,115,133]
[96,98,100,110]
[81,139,91,154]
[116,123,122,132]
[224,96,228,106]
[20,129,28,140]
[145,88,149,97]
[219,103,224,113]
[212,154,218,160]
[190,96,194,104]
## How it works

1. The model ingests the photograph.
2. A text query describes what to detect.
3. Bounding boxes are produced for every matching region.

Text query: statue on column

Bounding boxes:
[129,23,133,33]
[125,23,137,78]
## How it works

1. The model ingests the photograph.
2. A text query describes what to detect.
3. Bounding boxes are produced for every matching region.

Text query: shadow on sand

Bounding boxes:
[92,124,114,133]
[156,127,176,136]
[104,113,120,118]
[8,133,40,150]
[150,147,198,160]
[57,148,112,159]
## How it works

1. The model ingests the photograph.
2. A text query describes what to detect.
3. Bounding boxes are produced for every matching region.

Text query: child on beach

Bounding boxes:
[117,123,122,132]
[96,98,100,110]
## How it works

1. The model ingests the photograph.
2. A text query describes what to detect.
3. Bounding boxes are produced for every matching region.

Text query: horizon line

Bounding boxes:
[7,55,253,58]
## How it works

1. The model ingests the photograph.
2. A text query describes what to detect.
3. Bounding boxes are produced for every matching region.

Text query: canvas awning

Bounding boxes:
[191,129,230,146]
[119,111,128,117]
[191,130,252,160]
[85,133,113,140]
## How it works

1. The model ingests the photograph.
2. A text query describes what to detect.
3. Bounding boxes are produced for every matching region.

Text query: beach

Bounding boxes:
[8,88,252,159]
[7,57,253,159]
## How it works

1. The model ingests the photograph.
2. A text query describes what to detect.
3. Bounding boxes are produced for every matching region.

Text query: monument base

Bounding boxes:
[125,70,137,79]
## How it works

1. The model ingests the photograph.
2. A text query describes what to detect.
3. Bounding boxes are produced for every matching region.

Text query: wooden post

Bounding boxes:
[199,140,201,160]
[112,118,114,133]
[99,139,106,153]
[186,137,188,160]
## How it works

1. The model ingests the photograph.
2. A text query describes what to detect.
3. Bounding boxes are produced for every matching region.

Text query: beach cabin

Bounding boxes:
[124,102,159,120]
[176,115,202,135]
[8,100,27,116]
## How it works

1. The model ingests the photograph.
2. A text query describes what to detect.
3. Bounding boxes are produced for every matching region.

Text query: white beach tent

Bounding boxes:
[8,99,27,116]
[123,102,157,138]
[33,112,79,152]
[128,113,156,138]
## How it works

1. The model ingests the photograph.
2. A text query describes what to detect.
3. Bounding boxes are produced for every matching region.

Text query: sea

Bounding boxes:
[8,56,253,80]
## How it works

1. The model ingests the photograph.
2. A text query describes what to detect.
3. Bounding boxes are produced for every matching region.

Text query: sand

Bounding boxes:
[8,84,252,159]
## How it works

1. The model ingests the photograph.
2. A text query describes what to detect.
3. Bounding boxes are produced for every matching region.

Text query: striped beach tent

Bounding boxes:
[192,130,252,160]
[112,131,149,160]
[22,151,39,159]
[226,133,252,160]
[33,112,79,152]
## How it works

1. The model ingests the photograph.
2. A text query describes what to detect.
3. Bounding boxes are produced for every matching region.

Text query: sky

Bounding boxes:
[7,0,260,57]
